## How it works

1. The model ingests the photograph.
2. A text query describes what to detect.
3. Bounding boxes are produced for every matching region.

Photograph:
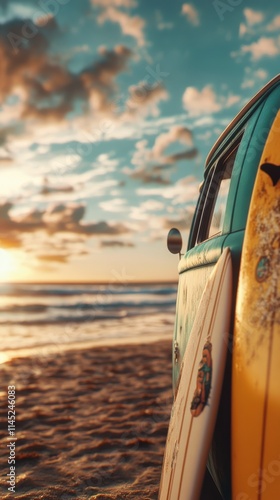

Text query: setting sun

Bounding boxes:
[0,248,16,281]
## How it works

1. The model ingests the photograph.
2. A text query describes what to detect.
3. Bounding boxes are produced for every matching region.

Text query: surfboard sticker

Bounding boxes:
[190,341,212,417]
[260,162,280,186]
[255,256,270,282]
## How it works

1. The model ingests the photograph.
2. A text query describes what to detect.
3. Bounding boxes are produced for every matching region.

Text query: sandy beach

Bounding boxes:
[0,339,173,499]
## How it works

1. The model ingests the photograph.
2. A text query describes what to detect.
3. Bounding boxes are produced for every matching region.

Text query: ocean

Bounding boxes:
[0,282,177,362]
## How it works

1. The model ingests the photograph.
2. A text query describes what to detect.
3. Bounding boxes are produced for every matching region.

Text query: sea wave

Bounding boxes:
[0,283,177,297]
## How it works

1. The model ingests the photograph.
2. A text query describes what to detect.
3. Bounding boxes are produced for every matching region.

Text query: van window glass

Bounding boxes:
[195,137,241,244]
[208,148,236,238]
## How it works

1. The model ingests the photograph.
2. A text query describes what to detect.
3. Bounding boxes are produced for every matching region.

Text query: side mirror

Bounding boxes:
[167,228,183,257]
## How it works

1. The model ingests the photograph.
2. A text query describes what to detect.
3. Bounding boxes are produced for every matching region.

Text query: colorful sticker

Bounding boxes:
[190,341,212,417]
[255,256,270,282]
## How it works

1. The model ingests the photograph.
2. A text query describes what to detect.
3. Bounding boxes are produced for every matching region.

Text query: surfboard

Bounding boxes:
[159,247,232,500]
[231,110,280,499]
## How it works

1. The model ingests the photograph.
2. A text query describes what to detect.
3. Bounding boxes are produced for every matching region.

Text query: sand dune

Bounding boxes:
[0,340,173,499]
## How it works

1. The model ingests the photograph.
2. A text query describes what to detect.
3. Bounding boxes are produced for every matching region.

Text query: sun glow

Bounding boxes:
[0,249,17,281]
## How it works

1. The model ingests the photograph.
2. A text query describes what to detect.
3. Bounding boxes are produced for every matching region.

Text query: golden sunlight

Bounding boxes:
[0,248,17,281]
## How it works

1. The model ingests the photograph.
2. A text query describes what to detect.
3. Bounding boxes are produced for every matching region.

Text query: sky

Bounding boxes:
[0,0,279,283]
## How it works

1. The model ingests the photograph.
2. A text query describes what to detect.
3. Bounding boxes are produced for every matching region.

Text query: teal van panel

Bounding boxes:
[232,85,280,231]
[222,102,265,235]
[179,234,225,273]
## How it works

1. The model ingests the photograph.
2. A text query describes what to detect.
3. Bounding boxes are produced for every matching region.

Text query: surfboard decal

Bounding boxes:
[190,341,212,417]
[260,162,280,186]
[255,256,270,282]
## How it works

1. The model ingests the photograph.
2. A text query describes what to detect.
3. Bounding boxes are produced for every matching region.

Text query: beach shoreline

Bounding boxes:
[0,339,173,499]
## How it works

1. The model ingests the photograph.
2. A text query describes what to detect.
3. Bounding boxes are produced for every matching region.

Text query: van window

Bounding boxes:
[208,148,237,238]
[194,136,242,245]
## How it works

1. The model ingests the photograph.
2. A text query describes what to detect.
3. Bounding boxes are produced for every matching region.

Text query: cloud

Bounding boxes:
[37,254,69,263]
[155,10,174,31]
[183,86,221,116]
[92,0,145,47]
[0,18,133,122]
[40,177,74,196]
[99,198,127,212]
[182,4,200,26]
[266,15,280,32]
[137,176,199,205]
[92,0,136,7]
[163,213,194,232]
[238,36,280,60]
[98,7,145,47]
[0,233,22,248]
[0,201,131,243]
[156,148,198,169]
[243,8,264,26]
[182,85,240,116]
[152,126,193,158]
[239,9,265,38]
[139,200,164,211]
[124,165,171,185]
[124,82,169,118]
[127,199,164,223]
[100,240,134,248]
[241,68,268,89]
[239,23,249,38]
[0,147,13,164]
[125,125,198,185]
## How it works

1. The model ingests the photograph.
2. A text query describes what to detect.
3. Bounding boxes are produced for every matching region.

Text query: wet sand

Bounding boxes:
[0,339,173,499]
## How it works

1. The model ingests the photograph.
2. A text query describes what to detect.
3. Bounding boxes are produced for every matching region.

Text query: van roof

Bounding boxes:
[205,74,280,168]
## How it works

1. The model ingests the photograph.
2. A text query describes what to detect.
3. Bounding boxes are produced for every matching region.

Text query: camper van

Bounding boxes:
[166,74,280,499]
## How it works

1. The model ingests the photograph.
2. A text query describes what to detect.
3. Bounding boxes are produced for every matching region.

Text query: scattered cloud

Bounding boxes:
[0,201,131,244]
[97,7,145,47]
[239,23,249,38]
[124,82,169,118]
[92,0,145,47]
[266,15,280,32]
[156,148,198,169]
[155,10,174,30]
[125,125,198,185]
[100,240,134,248]
[162,213,194,232]
[92,0,136,8]
[243,8,264,26]
[236,36,280,61]
[152,126,193,158]
[182,85,240,116]
[239,8,265,38]
[139,200,164,211]
[99,198,127,212]
[181,4,200,26]
[40,178,74,196]
[0,19,133,124]
[241,68,268,89]
[37,254,69,263]
[137,176,199,205]
[124,165,171,185]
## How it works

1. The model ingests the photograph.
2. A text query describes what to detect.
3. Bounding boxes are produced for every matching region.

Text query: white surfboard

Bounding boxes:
[159,247,232,500]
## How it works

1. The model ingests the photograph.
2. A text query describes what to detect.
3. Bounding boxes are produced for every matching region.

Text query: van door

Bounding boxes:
[173,135,242,388]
